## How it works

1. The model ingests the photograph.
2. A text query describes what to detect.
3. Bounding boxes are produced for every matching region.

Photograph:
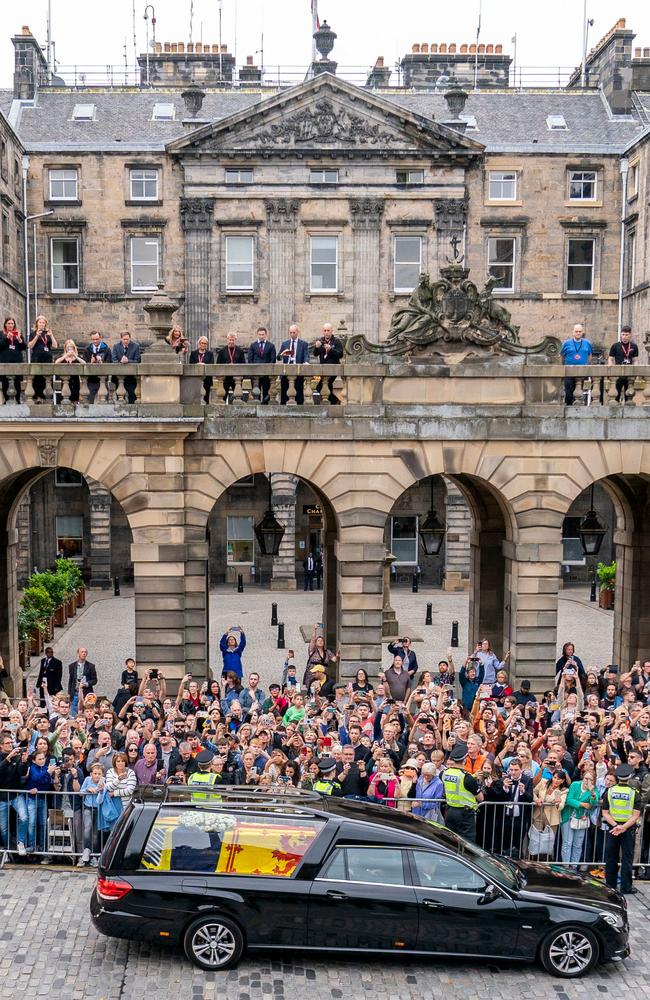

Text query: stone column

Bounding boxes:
[336,513,385,682]
[88,484,112,589]
[443,480,470,591]
[265,199,299,341]
[180,197,215,347]
[270,473,298,591]
[350,198,383,342]
[15,494,31,588]
[613,516,650,667]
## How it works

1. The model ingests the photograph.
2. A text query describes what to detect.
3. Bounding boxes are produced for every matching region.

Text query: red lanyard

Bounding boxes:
[228,347,236,364]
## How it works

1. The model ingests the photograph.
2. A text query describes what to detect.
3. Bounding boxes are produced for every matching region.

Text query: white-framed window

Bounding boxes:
[72,103,95,121]
[391,515,418,565]
[309,168,339,184]
[51,237,80,293]
[48,168,79,201]
[310,236,338,292]
[152,102,175,121]
[130,236,160,291]
[488,171,517,201]
[394,235,422,293]
[547,114,567,130]
[561,516,586,566]
[487,237,515,293]
[56,515,84,562]
[225,235,254,291]
[568,170,597,201]
[55,468,84,487]
[129,168,159,200]
[566,237,595,293]
[225,168,253,184]
[396,169,424,185]
[227,516,254,564]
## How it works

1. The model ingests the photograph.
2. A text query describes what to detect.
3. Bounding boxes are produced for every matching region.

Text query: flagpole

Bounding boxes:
[474,0,482,90]
[511,33,517,88]
[311,0,319,65]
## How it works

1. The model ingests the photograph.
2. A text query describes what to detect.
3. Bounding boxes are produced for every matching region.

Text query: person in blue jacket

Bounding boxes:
[459,659,485,712]
[219,626,246,679]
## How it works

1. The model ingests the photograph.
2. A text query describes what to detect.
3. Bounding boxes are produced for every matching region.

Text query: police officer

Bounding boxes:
[187,749,221,801]
[312,757,343,796]
[602,762,641,895]
[442,744,483,842]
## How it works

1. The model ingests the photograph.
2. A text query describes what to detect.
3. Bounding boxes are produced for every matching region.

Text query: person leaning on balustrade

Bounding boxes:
[54,339,83,403]
[111,331,141,404]
[247,325,277,404]
[28,315,58,403]
[215,332,246,402]
[0,316,27,403]
[166,325,190,358]
[82,331,112,403]
[188,335,215,403]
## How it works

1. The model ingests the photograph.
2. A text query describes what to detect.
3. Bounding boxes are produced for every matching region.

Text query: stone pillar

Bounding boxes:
[270,473,298,591]
[180,197,215,347]
[88,484,112,589]
[443,480,470,591]
[336,513,385,682]
[15,494,31,588]
[0,520,20,696]
[350,199,383,341]
[265,199,299,341]
[613,513,650,667]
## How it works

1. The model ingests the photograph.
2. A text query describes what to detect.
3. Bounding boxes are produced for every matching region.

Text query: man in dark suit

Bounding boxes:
[68,646,98,712]
[215,332,246,402]
[36,646,63,701]
[247,326,276,403]
[279,324,310,405]
[111,331,141,403]
[303,551,315,591]
[82,330,112,402]
[312,322,343,404]
[188,335,215,403]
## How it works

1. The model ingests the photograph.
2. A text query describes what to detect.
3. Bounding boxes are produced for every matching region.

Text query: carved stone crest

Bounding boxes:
[35,437,60,468]
[265,198,300,228]
[250,99,405,148]
[434,198,467,232]
[350,198,384,229]
[180,197,215,231]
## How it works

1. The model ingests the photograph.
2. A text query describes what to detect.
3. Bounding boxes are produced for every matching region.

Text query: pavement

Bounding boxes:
[27,585,614,696]
[0,867,646,1000]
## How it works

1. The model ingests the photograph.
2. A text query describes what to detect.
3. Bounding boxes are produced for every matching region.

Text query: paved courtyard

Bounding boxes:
[0,868,646,1000]
[27,586,614,695]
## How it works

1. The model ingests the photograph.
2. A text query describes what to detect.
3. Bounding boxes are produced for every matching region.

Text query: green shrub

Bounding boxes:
[55,557,83,596]
[29,570,67,609]
[596,560,616,592]
[21,583,54,623]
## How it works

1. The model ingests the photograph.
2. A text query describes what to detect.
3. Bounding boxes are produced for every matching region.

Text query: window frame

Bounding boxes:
[72,103,96,121]
[396,168,425,185]
[488,170,517,202]
[48,168,79,202]
[624,229,636,292]
[309,168,339,185]
[316,846,410,887]
[309,235,339,294]
[391,515,419,566]
[224,168,254,185]
[487,235,516,294]
[50,236,80,294]
[227,515,255,565]
[565,236,596,294]
[129,168,159,202]
[568,169,598,202]
[130,235,161,293]
[55,514,84,563]
[393,234,422,293]
[410,850,488,894]
[225,235,255,293]
[152,102,175,121]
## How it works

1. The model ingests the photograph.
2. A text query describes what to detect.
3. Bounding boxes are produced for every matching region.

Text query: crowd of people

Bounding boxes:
[0,628,648,892]
[0,315,344,407]
[561,322,639,406]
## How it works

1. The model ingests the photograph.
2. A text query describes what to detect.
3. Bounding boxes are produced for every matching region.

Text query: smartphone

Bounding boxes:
[150,668,158,679]
[250,767,258,776]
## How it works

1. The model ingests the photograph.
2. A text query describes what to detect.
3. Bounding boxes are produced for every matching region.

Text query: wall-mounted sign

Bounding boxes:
[303,504,323,516]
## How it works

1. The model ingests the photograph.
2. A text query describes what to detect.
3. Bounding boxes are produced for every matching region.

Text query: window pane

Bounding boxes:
[140,809,323,876]
[49,169,78,199]
[567,239,594,292]
[310,236,337,291]
[320,850,347,880]
[226,236,254,290]
[56,515,83,561]
[391,516,418,564]
[487,237,515,292]
[489,172,516,200]
[51,238,79,291]
[227,515,254,563]
[412,852,486,892]
[394,236,421,291]
[225,169,253,184]
[345,848,405,886]
[130,169,158,199]
[569,170,596,201]
[131,237,159,290]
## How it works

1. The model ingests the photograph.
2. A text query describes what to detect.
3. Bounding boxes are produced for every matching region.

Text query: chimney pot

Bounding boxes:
[221,44,228,53]
[478,43,485,54]
[209,44,216,53]
[154,41,162,52]
[495,44,502,54]
[178,42,185,53]
[164,42,171,53]
[449,43,457,53]
[644,47,650,58]
[195,42,202,53]
[460,43,468,54]
[421,43,429,53]
[486,43,494,54]
[412,44,420,53]
[246,55,253,65]
[376,56,384,67]
[439,43,447,54]
[187,42,193,53]
[469,44,476,54]
[21,25,32,35]
[428,43,436,54]
[171,43,178,53]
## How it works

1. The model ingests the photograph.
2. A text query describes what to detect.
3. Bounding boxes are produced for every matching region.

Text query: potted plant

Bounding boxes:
[596,560,616,610]
[56,557,83,615]
[30,570,68,627]
[20,583,54,656]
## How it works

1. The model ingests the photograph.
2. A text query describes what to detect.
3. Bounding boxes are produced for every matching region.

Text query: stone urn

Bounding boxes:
[142,282,180,362]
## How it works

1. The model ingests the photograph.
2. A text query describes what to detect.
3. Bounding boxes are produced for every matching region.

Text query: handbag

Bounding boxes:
[528,809,556,856]
[569,813,590,831]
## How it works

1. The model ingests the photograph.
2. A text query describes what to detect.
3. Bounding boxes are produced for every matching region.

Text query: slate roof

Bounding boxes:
[9,83,647,155]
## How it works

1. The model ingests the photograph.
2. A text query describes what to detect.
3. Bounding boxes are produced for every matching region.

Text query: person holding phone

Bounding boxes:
[555,642,586,687]
[219,627,246,679]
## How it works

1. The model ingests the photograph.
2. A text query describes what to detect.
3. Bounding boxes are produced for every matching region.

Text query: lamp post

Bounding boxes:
[578,484,607,557]
[617,157,629,340]
[418,478,446,557]
[254,475,285,557]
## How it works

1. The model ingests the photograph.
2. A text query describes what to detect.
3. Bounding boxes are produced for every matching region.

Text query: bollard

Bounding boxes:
[451,620,459,647]
[277,622,285,649]
[271,602,278,626]
[113,576,120,597]
[590,578,597,602]
[237,573,244,593]
[425,602,433,626]
[412,572,419,593]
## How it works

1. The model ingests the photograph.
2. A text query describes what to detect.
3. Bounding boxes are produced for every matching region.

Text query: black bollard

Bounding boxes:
[237,573,244,593]
[277,622,285,649]
[113,576,120,597]
[590,578,597,602]
[412,572,419,593]
[425,602,433,626]
[271,602,278,626]
[451,620,459,647]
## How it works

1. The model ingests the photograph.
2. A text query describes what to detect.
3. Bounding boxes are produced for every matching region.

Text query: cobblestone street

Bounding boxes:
[28,585,614,695]
[0,869,646,1000]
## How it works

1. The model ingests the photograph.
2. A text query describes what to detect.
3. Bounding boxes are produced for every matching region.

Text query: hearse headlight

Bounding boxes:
[599,910,624,930]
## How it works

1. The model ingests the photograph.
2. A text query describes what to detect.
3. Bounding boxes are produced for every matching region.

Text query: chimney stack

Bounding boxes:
[12,25,49,99]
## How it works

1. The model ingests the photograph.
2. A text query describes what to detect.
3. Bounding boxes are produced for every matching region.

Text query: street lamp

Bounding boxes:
[254,475,285,557]
[418,477,446,556]
[578,483,607,557]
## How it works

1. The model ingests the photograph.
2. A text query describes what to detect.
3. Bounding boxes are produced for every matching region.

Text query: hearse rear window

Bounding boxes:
[140,809,324,876]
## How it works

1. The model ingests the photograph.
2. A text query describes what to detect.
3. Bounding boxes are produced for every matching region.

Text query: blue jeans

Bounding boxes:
[0,794,28,848]
[561,819,587,864]
[25,794,48,852]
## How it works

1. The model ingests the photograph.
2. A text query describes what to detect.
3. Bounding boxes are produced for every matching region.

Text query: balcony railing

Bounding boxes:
[0,363,648,414]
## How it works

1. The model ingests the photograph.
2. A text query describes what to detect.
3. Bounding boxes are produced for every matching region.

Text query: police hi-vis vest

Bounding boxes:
[607,784,636,823]
[187,770,219,801]
[313,778,341,796]
[442,766,478,811]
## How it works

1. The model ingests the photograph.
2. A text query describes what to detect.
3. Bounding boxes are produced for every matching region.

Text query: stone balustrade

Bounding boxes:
[0,362,649,413]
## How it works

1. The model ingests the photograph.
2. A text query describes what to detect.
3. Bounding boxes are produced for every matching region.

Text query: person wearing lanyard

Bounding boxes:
[560,323,592,406]
[215,332,246,402]
[607,325,638,403]
[189,336,215,403]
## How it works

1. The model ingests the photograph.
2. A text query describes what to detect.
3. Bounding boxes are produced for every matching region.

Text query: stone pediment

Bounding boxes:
[167,74,484,158]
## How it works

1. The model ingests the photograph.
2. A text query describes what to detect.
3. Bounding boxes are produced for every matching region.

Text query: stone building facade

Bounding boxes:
[0,108,25,325]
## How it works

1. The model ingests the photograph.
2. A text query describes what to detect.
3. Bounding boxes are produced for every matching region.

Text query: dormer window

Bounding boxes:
[72,104,95,121]
[546,115,567,131]
[152,103,175,121]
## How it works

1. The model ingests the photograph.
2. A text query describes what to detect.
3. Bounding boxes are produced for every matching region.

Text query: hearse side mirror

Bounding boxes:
[478,883,502,905]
